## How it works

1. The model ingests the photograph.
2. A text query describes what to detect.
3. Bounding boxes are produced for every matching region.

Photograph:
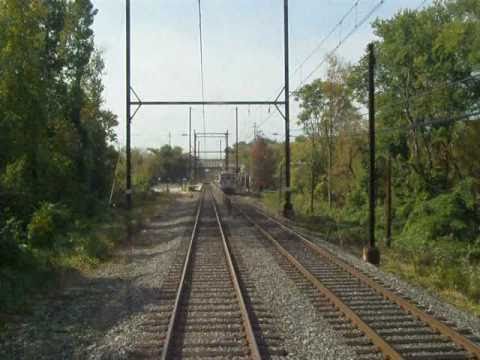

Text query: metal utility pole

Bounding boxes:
[168,132,171,147]
[225,131,229,170]
[219,140,222,168]
[283,0,293,218]
[125,2,290,198]
[364,43,380,265]
[125,0,132,209]
[235,107,239,174]
[193,131,197,179]
[189,107,192,179]
[197,139,201,177]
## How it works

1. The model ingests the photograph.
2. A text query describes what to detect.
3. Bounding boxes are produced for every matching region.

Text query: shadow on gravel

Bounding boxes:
[150,208,194,221]
[143,219,193,231]
[0,270,175,359]
[0,199,198,360]
[128,249,175,262]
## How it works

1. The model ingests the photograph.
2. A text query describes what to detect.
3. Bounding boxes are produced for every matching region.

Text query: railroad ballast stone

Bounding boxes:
[0,195,198,360]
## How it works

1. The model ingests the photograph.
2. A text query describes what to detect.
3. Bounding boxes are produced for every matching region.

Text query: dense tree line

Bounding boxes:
[0,2,193,305]
[0,1,118,263]
[242,0,480,304]
[112,145,190,203]
[291,0,480,247]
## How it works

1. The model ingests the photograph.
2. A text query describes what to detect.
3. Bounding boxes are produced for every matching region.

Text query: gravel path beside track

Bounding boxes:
[0,195,198,360]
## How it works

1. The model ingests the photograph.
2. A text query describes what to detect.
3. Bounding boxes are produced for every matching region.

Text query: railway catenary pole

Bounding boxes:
[125,0,132,209]
[364,43,380,265]
[235,107,239,175]
[197,139,201,178]
[189,107,192,180]
[283,0,294,218]
[125,2,290,194]
[219,140,222,167]
[225,131,229,171]
[193,131,197,179]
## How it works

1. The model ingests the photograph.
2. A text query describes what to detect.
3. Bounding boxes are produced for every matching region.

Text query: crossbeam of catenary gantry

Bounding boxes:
[130,101,286,106]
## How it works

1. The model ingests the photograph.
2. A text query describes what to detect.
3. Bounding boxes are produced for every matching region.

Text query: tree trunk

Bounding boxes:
[310,168,314,214]
[327,139,332,208]
[310,136,316,214]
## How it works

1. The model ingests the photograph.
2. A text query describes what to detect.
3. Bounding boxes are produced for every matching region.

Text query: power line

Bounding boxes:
[266,1,361,118]
[357,73,480,119]
[296,0,385,90]
[415,0,429,10]
[293,1,360,77]
[258,1,384,130]
[296,110,480,140]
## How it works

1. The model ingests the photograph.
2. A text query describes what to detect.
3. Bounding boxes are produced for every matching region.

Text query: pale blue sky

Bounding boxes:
[92,0,430,155]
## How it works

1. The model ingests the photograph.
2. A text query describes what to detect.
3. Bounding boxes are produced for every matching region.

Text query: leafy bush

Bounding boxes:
[0,217,26,267]
[399,179,477,250]
[27,203,71,249]
[84,233,113,260]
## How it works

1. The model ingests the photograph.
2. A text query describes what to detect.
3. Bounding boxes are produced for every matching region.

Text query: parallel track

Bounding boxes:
[234,199,480,360]
[161,188,262,359]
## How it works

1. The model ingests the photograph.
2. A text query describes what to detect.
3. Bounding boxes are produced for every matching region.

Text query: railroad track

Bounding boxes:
[160,187,262,359]
[234,199,480,360]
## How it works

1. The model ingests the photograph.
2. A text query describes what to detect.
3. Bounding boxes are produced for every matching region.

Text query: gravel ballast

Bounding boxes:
[0,195,197,360]
[215,194,358,360]
[238,196,480,342]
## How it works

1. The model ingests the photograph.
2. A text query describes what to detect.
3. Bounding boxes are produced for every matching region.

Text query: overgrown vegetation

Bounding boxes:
[0,0,118,313]
[0,1,187,315]
[112,145,190,202]
[250,0,480,314]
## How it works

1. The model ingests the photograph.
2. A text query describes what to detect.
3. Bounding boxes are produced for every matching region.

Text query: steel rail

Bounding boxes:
[244,203,480,359]
[160,188,205,360]
[209,188,263,359]
[236,205,403,360]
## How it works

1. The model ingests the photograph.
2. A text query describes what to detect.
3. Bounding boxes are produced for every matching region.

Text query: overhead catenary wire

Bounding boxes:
[259,1,384,130]
[415,0,429,10]
[293,1,360,78]
[356,72,480,119]
[296,0,385,91]
[294,110,480,141]
[267,1,362,112]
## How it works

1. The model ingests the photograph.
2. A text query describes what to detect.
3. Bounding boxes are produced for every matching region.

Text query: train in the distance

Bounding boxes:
[218,171,236,194]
